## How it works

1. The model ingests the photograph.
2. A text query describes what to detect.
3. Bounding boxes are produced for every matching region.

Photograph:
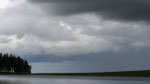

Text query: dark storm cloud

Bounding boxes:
[28,0,150,21]
[27,46,150,65]
[2,0,150,73]
[31,46,150,72]
[25,54,64,63]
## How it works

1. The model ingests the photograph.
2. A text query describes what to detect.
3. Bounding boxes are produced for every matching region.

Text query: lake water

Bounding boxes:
[0,75,150,84]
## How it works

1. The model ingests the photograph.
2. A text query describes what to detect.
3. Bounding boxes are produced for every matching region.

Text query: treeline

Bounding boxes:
[0,53,31,74]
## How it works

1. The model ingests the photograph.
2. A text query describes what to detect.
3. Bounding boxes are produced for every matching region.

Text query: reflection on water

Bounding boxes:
[0,80,24,84]
[0,75,150,84]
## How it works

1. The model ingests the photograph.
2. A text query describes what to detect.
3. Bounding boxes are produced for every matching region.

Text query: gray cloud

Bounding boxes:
[28,0,150,21]
[28,46,150,63]
[27,54,64,63]
[31,46,150,73]
[1,0,150,73]
[1,8,150,56]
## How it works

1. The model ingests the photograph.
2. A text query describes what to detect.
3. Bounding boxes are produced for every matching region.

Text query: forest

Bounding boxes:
[0,53,31,74]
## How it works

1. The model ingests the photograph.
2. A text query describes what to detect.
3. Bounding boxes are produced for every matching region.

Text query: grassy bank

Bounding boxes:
[32,70,150,77]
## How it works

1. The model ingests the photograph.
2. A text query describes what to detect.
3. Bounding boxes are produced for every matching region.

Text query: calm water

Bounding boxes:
[0,75,150,84]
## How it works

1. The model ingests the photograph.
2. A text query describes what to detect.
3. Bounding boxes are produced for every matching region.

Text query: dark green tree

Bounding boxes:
[0,53,31,74]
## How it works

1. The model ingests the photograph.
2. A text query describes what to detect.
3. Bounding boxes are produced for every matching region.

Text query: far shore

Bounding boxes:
[31,70,150,77]
[1,70,150,77]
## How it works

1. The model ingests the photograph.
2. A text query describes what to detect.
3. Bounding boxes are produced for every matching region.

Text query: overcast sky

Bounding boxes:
[0,0,150,73]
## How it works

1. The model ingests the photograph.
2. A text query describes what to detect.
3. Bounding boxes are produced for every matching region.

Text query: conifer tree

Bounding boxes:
[0,53,31,74]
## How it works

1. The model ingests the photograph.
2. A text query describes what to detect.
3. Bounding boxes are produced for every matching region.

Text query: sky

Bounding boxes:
[0,0,150,73]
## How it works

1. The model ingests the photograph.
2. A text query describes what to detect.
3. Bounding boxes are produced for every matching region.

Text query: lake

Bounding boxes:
[0,75,150,84]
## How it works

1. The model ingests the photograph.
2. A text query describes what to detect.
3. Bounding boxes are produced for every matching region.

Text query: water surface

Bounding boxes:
[0,75,150,84]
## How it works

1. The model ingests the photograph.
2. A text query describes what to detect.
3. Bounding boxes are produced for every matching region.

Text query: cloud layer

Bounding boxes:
[29,0,150,21]
[0,0,150,72]
[1,8,150,56]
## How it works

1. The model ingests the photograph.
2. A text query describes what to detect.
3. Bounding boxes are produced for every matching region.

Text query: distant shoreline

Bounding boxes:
[1,70,150,77]
[31,70,150,77]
